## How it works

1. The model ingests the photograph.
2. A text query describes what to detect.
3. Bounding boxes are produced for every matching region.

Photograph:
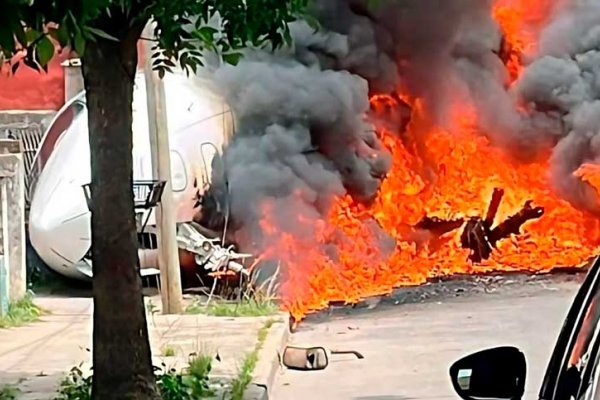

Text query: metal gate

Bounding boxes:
[0,122,45,209]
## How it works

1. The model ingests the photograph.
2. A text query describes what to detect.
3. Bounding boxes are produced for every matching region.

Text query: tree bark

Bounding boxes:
[82,34,160,400]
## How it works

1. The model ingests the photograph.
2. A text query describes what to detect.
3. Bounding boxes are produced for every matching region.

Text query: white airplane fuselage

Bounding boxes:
[28,70,234,280]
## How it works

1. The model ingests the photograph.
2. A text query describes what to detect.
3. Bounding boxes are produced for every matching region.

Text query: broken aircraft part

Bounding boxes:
[176,222,252,276]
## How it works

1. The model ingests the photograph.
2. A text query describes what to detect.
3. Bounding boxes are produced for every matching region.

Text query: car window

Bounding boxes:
[540,257,600,400]
[558,291,600,399]
[589,346,600,400]
[570,292,600,369]
[573,295,600,400]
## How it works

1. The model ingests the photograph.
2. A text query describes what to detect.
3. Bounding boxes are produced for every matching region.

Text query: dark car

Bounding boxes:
[450,256,600,400]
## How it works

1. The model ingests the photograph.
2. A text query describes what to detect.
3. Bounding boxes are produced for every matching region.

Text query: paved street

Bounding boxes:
[273,273,584,400]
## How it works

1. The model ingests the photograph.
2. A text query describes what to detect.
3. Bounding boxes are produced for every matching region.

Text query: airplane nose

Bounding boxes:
[29,177,91,274]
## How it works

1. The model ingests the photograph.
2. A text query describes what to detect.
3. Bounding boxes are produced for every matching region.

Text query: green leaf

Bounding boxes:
[84,26,118,42]
[222,52,242,66]
[283,27,292,46]
[48,24,70,48]
[197,26,218,43]
[25,29,40,44]
[36,36,55,67]
[57,24,70,48]
[74,31,86,56]
[0,0,310,74]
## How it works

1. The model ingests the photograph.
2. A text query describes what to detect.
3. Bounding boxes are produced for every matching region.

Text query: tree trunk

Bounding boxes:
[81,35,160,400]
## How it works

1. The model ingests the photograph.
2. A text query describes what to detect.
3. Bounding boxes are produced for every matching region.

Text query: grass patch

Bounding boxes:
[0,384,19,400]
[229,319,275,400]
[230,352,258,400]
[256,320,275,344]
[57,353,219,400]
[186,299,278,317]
[159,352,216,399]
[186,354,214,397]
[162,345,176,357]
[55,366,91,400]
[186,264,281,318]
[0,294,44,329]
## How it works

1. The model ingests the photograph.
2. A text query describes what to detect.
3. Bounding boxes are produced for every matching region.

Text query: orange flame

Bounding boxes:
[254,1,600,322]
[492,0,556,82]
[575,164,600,196]
[258,94,600,322]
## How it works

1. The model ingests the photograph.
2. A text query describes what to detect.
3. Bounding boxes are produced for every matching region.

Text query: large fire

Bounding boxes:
[255,0,600,322]
[575,164,600,197]
[492,0,557,82]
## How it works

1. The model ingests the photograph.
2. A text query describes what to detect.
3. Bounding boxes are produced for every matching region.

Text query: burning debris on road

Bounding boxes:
[193,0,600,321]
[460,188,545,263]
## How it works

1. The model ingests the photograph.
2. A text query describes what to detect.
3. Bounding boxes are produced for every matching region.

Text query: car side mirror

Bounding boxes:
[450,346,526,400]
[282,346,329,371]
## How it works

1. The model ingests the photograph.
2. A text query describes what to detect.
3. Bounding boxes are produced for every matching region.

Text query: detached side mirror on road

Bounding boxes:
[449,346,526,400]
[282,346,329,371]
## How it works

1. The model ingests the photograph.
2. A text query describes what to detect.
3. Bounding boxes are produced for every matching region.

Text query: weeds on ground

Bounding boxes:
[146,299,159,316]
[184,354,215,397]
[0,384,19,400]
[0,292,44,328]
[156,352,218,400]
[197,299,278,317]
[257,320,275,344]
[185,265,281,317]
[55,366,92,400]
[229,319,275,400]
[162,345,176,357]
[230,352,258,400]
[56,353,218,400]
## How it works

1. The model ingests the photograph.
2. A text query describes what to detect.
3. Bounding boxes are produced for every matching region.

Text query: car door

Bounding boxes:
[576,325,600,399]
[539,256,600,400]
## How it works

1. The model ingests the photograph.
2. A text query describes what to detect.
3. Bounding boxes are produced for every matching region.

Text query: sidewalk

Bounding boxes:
[0,296,289,400]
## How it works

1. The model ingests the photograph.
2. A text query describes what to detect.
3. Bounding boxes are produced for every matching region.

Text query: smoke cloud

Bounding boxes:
[514,0,600,215]
[205,16,391,250]
[199,0,600,257]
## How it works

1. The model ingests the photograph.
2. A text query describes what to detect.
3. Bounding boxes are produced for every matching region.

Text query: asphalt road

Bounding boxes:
[272,273,585,400]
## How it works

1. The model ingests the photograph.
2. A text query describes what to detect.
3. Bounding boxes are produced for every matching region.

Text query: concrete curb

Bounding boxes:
[243,313,291,400]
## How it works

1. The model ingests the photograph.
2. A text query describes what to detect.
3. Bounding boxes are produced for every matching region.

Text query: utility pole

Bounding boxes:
[142,23,183,314]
